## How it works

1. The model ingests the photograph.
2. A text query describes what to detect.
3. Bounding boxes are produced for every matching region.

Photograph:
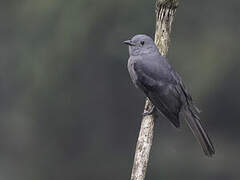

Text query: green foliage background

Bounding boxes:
[1,0,239,179]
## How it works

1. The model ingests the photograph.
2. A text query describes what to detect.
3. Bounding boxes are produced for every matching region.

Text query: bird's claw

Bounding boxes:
[142,105,155,116]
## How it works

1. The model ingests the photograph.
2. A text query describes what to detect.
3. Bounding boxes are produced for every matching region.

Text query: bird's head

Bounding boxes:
[123,34,158,56]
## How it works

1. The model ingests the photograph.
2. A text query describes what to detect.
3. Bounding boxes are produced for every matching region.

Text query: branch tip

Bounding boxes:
[156,0,179,13]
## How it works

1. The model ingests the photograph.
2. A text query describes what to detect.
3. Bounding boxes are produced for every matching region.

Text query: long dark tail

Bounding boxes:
[184,106,215,157]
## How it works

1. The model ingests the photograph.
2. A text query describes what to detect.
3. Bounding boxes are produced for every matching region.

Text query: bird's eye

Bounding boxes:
[140,41,145,46]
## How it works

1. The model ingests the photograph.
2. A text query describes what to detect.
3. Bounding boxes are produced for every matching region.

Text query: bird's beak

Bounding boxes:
[123,40,135,46]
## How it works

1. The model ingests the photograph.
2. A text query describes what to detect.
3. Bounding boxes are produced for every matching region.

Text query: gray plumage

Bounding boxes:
[124,34,215,156]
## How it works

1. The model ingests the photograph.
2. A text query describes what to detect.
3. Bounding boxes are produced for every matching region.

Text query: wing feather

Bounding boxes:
[133,59,182,127]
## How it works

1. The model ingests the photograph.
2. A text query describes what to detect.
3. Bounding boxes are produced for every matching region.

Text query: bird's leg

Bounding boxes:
[142,105,156,116]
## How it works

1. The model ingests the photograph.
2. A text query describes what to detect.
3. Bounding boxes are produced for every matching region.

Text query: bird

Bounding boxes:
[123,34,215,156]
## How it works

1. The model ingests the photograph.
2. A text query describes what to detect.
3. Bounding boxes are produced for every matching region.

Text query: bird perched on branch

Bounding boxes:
[123,34,215,156]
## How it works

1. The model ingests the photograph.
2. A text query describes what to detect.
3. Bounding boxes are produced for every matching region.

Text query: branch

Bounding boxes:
[130,1,179,180]
[155,0,179,56]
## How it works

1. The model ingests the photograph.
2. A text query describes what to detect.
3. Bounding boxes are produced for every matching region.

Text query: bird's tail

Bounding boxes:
[183,106,215,157]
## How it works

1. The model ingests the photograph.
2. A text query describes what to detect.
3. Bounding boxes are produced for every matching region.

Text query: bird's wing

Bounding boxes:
[133,57,182,127]
[170,69,201,114]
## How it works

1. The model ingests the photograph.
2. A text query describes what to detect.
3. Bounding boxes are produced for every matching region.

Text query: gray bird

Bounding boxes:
[124,34,215,156]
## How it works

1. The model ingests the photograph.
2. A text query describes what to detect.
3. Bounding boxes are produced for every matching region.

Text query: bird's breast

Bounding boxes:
[127,58,138,87]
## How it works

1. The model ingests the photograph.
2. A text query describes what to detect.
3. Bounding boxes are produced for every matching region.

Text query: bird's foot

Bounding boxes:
[142,105,155,116]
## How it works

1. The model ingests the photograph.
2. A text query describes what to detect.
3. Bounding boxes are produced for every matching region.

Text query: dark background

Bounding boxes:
[1,0,239,179]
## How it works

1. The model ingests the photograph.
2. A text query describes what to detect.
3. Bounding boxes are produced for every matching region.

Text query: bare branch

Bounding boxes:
[130,1,179,180]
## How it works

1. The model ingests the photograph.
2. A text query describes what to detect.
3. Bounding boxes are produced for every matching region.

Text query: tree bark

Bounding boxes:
[130,1,179,180]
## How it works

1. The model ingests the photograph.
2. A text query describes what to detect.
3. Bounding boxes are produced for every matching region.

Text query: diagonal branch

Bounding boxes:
[130,1,179,180]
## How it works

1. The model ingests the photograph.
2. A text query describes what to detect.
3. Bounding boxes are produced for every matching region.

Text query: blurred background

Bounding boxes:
[0,0,239,179]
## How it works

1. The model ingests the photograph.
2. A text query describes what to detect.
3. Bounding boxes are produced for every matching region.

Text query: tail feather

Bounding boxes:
[184,107,215,157]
